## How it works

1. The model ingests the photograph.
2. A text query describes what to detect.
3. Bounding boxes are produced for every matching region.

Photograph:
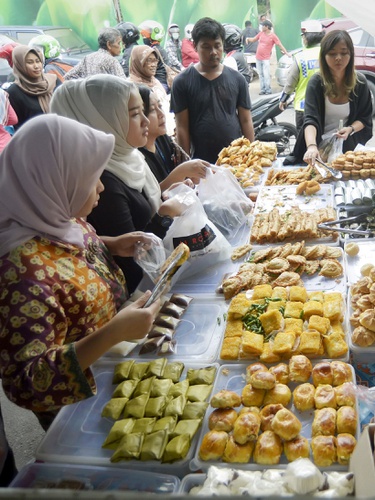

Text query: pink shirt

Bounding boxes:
[0,102,17,152]
[255,31,282,61]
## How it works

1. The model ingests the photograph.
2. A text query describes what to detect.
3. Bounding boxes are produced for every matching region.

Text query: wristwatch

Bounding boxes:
[154,212,173,229]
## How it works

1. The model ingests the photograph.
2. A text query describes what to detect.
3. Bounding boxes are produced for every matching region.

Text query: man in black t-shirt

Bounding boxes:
[242,20,259,53]
[170,17,254,164]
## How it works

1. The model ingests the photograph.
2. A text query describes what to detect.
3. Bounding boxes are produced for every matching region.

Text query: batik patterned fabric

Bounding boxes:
[0,219,126,413]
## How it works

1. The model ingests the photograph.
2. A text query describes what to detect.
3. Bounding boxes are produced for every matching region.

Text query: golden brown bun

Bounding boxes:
[336,406,358,436]
[359,309,375,332]
[208,408,238,432]
[311,435,336,467]
[199,430,229,461]
[222,435,254,463]
[314,384,337,409]
[250,370,276,390]
[284,435,310,462]
[241,384,265,407]
[158,242,190,279]
[210,390,242,408]
[245,362,268,384]
[259,403,284,431]
[335,382,356,407]
[271,408,302,441]
[263,383,292,407]
[239,406,260,415]
[331,361,353,386]
[269,363,289,384]
[336,433,357,465]
[233,411,261,444]
[292,383,315,412]
[312,407,336,437]
[312,362,333,387]
[253,430,283,465]
[289,355,313,383]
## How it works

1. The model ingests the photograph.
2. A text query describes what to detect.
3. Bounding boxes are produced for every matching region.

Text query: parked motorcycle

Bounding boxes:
[251,92,297,156]
[244,52,258,82]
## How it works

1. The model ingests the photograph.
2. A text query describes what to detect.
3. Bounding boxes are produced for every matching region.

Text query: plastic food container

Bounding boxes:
[10,463,180,493]
[190,362,359,473]
[343,240,375,286]
[36,360,219,478]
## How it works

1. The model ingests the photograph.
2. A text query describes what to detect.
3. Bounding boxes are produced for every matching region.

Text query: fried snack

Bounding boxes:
[222,435,255,463]
[271,331,296,356]
[231,243,253,261]
[220,337,242,360]
[271,408,302,441]
[311,435,336,467]
[199,430,228,461]
[336,433,357,465]
[312,407,336,437]
[158,242,190,280]
[298,330,322,356]
[253,430,283,465]
[265,165,332,186]
[319,259,343,278]
[284,436,310,462]
[336,406,358,435]
[210,390,242,409]
[233,410,261,444]
[293,383,315,412]
[323,332,348,358]
[208,408,238,432]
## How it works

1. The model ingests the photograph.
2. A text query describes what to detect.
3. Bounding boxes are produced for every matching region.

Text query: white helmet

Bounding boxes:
[301,20,323,33]
[184,23,194,40]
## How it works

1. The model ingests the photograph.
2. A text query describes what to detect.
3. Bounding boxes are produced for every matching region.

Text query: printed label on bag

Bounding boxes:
[172,224,216,252]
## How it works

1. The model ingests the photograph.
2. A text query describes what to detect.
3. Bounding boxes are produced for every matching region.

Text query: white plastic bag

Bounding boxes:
[197,165,253,239]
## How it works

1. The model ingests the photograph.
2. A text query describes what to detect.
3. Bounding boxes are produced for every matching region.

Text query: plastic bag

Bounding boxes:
[197,166,253,239]
[133,233,166,283]
[318,134,344,163]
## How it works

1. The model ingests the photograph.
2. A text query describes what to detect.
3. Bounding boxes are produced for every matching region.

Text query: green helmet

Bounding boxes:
[28,34,61,59]
[139,20,165,43]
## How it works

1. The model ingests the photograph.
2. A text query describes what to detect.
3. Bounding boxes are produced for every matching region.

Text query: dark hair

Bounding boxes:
[98,28,121,50]
[262,20,273,29]
[303,31,325,48]
[245,20,251,27]
[136,84,152,116]
[319,30,356,98]
[192,17,225,45]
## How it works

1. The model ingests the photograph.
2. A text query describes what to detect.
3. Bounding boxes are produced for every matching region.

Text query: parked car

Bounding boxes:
[0,26,93,65]
[275,20,375,116]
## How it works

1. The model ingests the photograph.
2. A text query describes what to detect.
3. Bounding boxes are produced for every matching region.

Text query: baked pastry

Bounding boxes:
[336,433,357,465]
[335,382,356,407]
[311,435,336,467]
[259,403,284,431]
[263,383,292,407]
[319,259,343,278]
[208,408,238,432]
[199,430,229,461]
[253,430,283,465]
[336,406,358,436]
[331,361,353,386]
[233,410,261,444]
[158,242,190,280]
[351,326,375,347]
[360,263,374,277]
[312,362,333,387]
[314,384,337,409]
[222,435,254,463]
[245,362,268,383]
[292,383,315,412]
[345,242,360,256]
[283,435,310,462]
[210,390,242,409]
[242,384,265,407]
[359,309,375,332]
[231,244,253,261]
[271,408,302,441]
[269,363,289,384]
[288,355,313,383]
[312,407,336,436]
[250,370,276,390]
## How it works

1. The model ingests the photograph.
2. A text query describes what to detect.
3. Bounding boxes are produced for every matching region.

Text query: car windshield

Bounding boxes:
[45,28,91,53]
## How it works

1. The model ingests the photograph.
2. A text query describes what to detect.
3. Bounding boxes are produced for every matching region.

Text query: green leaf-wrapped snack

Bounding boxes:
[111,432,144,462]
[168,379,189,398]
[187,366,217,385]
[123,394,149,419]
[112,360,135,383]
[112,379,137,398]
[101,398,128,420]
[133,377,155,398]
[145,396,168,418]
[102,418,135,449]
[187,384,213,402]
[150,378,173,397]
[147,358,168,378]
[181,402,209,420]
[129,362,150,380]
[140,430,169,461]
[132,417,157,435]
[163,361,185,382]
[164,395,186,417]
[152,416,177,434]
[171,419,202,440]
[162,434,191,463]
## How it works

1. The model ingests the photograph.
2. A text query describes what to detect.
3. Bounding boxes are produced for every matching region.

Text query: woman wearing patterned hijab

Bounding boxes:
[5,45,59,130]
[0,114,159,428]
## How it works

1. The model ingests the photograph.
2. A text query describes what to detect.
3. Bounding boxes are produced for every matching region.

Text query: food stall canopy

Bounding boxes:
[325,0,375,36]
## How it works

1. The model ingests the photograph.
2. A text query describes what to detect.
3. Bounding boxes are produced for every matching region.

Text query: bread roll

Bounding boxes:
[314,384,337,409]
[336,433,357,465]
[271,408,302,441]
[336,406,358,436]
[312,362,333,387]
[245,362,268,384]
[253,430,283,465]
[263,383,292,407]
[199,430,228,461]
[210,390,242,408]
[233,411,261,444]
[284,435,310,462]
[260,403,284,431]
[335,382,356,407]
[269,363,289,384]
[241,384,265,407]
[312,407,336,437]
[311,435,336,467]
[293,383,315,412]
[250,370,276,390]
[222,435,254,463]
[288,355,312,383]
[331,361,353,386]
[208,408,238,432]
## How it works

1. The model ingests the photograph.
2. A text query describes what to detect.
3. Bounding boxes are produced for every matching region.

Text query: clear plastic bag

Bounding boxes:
[133,233,166,283]
[197,166,253,239]
[318,134,344,163]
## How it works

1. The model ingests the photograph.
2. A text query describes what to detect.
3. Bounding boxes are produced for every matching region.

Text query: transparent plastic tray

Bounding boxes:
[36,360,219,478]
[10,462,180,493]
[191,363,359,472]
[344,240,375,285]
[347,287,375,363]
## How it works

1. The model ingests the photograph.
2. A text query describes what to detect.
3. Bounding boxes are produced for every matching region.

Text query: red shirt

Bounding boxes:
[254,31,282,61]
[0,101,17,152]
[181,38,199,68]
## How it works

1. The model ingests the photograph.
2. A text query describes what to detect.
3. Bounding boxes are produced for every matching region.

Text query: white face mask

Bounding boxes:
[172,32,180,40]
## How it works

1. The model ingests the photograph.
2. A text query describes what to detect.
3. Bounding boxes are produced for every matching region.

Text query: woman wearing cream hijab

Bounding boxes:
[51,75,181,293]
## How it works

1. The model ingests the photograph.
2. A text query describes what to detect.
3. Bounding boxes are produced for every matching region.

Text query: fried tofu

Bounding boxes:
[259,343,281,363]
[272,287,288,301]
[323,300,343,322]
[221,337,241,360]
[289,286,308,303]
[308,291,324,302]
[284,301,304,319]
[271,331,296,355]
[259,309,284,335]
[303,301,323,319]
[228,293,253,319]
[330,320,345,338]
[308,315,331,335]
[298,330,322,355]
[323,332,348,358]
[266,300,286,312]
[284,318,303,335]
[241,331,264,355]
[252,284,273,300]
[224,319,244,338]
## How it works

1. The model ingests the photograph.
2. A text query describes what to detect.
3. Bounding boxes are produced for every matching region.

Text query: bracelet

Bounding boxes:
[349,125,355,135]
[306,143,317,149]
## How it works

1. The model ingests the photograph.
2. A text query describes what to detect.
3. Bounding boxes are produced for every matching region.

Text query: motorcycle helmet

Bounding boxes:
[184,23,194,41]
[28,34,61,59]
[139,20,165,44]
[223,24,242,51]
[116,22,140,45]
[168,23,180,41]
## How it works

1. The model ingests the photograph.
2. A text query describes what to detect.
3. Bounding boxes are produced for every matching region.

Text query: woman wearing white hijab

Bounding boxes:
[51,75,181,293]
[0,114,159,428]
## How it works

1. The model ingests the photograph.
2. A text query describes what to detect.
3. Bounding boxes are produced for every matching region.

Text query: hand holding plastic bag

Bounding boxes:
[318,134,344,163]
